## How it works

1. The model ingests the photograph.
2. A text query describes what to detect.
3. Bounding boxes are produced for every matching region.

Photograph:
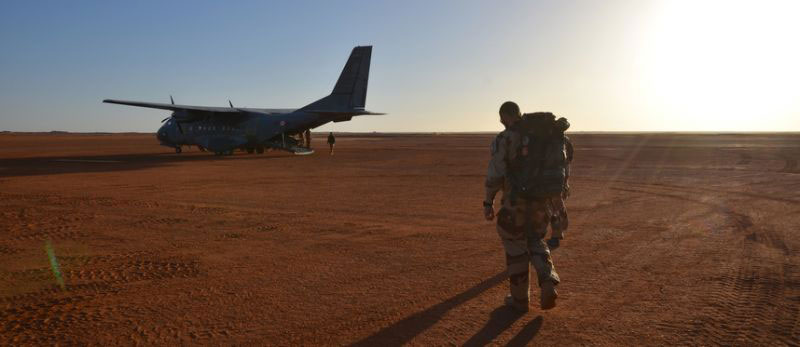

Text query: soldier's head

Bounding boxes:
[499,101,521,128]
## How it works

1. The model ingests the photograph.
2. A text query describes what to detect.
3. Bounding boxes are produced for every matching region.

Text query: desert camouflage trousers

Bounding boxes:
[496,196,562,306]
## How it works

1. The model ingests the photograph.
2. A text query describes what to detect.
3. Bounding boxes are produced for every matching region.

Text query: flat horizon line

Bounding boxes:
[2,130,800,135]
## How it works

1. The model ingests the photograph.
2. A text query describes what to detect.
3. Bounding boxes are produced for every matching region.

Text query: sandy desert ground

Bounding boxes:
[0,132,798,346]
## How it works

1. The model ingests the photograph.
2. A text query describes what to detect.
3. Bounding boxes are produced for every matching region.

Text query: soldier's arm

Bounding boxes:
[484,134,508,204]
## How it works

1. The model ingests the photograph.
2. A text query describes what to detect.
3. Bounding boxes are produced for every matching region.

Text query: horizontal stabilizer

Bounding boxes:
[306,110,386,116]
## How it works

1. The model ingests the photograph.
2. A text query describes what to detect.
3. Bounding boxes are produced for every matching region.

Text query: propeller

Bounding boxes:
[162,115,185,134]
[162,95,184,134]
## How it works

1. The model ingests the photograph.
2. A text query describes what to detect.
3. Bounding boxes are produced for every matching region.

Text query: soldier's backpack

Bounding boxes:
[507,112,570,199]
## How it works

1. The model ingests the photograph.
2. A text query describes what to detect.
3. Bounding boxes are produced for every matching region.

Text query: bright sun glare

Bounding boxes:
[638,0,800,131]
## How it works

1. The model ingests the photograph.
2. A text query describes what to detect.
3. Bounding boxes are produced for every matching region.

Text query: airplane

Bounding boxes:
[103,46,383,156]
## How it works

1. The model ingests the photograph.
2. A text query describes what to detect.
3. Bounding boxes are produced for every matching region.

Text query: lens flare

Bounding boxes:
[45,240,65,290]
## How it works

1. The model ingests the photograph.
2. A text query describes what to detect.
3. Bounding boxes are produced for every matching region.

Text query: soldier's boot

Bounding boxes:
[504,294,529,313]
[506,270,530,313]
[540,280,558,310]
[505,252,530,313]
[530,247,560,310]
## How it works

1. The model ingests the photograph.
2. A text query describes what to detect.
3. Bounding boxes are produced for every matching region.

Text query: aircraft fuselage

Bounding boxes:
[156,110,323,154]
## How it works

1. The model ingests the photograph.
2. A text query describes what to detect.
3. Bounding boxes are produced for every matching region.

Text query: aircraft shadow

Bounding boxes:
[0,152,292,178]
[350,272,507,346]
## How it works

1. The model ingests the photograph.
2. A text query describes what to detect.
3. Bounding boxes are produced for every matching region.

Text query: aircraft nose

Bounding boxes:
[156,127,168,142]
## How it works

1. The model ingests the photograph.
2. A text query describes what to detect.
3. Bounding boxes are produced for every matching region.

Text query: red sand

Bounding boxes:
[1,133,798,345]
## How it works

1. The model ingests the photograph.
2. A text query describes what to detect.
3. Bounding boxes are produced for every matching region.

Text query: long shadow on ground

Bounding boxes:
[505,316,543,346]
[463,306,528,346]
[0,152,293,178]
[350,272,507,346]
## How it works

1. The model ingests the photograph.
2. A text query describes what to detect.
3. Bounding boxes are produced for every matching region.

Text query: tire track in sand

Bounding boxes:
[0,252,201,345]
[0,291,117,345]
[679,250,800,345]
[609,183,798,344]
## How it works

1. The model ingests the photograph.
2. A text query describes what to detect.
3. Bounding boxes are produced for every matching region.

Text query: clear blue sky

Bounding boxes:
[2,0,798,132]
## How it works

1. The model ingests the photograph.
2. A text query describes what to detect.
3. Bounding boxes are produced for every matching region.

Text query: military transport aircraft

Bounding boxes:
[104,46,383,155]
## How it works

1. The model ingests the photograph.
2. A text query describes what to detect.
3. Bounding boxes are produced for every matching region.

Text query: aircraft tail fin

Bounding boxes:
[301,46,372,112]
[331,45,371,109]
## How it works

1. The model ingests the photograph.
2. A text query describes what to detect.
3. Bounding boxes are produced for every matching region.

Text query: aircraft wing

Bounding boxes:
[103,99,242,114]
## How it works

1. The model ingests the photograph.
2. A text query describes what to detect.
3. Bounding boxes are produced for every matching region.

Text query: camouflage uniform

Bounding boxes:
[485,129,561,309]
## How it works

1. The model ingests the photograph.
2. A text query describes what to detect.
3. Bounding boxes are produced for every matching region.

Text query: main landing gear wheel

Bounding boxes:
[175,147,182,154]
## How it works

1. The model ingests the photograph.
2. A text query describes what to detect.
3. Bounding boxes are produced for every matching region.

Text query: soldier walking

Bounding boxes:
[327,132,336,155]
[304,129,312,148]
[483,101,571,312]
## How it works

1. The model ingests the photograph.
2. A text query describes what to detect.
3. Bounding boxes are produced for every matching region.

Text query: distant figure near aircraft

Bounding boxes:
[483,101,571,312]
[103,46,384,156]
[304,129,312,148]
[327,132,336,155]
